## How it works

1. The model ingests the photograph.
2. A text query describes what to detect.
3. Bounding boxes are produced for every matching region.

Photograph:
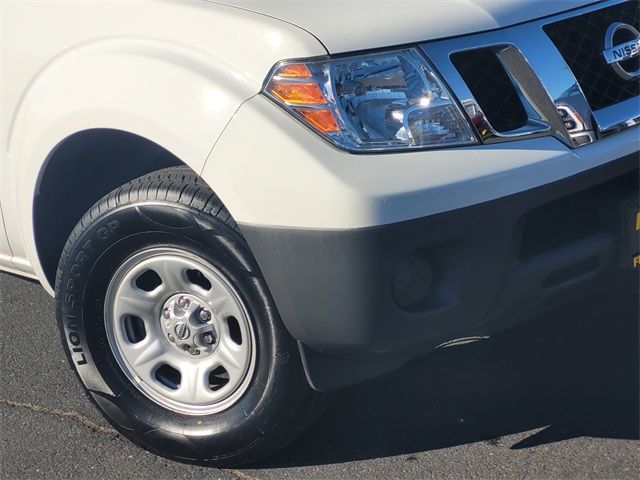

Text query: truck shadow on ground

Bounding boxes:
[264,272,639,467]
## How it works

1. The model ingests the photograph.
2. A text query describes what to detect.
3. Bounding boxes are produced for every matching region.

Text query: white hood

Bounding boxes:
[211,0,600,53]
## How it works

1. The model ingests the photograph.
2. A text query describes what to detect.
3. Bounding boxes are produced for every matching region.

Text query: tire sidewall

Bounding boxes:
[56,201,302,461]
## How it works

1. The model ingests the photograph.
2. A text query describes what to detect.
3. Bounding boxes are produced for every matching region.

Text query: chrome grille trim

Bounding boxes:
[420,0,637,148]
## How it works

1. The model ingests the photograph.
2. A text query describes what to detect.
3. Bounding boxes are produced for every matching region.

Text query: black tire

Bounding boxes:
[55,166,328,466]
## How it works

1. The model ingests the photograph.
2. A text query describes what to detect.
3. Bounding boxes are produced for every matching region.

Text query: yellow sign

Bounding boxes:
[635,212,640,268]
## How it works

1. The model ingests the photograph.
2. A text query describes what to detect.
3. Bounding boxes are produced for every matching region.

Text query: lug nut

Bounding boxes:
[188,347,200,356]
[167,333,175,343]
[202,331,216,345]
[198,308,212,322]
[162,307,171,319]
[177,296,191,309]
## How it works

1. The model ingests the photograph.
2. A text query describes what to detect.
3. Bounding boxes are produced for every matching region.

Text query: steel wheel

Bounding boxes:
[57,167,328,465]
[104,247,256,415]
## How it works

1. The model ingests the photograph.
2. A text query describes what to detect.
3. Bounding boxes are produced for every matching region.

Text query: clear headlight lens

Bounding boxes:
[263,48,477,152]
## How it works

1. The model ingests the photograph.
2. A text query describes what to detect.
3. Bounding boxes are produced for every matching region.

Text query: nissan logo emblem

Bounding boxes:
[602,22,640,81]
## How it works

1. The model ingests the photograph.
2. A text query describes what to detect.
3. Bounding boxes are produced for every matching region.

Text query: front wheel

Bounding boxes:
[55,167,328,466]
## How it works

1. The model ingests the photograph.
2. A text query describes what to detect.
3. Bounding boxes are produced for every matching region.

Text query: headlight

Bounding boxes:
[263,48,477,152]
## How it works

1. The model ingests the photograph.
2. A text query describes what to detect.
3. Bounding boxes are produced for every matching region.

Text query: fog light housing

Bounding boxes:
[392,253,434,310]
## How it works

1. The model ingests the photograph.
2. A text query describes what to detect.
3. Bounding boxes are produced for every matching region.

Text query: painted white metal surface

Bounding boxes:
[210,0,599,53]
[0,0,325,287]
[205,94,639,229]
[0,205,12,271]
[0,0,635,294]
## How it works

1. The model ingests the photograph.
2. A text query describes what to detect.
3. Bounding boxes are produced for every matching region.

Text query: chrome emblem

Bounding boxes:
[603,22,640,80]
[174,322,190,340]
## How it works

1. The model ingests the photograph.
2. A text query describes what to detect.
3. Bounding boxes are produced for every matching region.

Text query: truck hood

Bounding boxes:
[211,0,600,53]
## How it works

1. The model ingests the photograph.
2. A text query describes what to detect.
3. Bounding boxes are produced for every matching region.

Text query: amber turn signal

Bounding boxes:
[266,62,341,137]
[275,63,312,78]
[269,82,327,105]
[296,108,340,133]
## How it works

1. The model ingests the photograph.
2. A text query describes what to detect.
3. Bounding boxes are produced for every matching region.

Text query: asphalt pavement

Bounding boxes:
[1,270,638,479]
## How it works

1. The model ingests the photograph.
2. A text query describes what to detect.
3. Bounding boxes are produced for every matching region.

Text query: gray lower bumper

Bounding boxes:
[241,152,639,390]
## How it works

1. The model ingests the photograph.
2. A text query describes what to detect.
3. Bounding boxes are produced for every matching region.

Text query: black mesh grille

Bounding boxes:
[544,1,639,111]
[451,49,528,133]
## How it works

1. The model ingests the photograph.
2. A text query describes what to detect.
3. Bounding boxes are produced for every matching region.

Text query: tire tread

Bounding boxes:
[55,166,327,467]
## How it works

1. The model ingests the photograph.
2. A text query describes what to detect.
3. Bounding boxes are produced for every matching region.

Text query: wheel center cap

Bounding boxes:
[159,293,218,357]
[174,322,191,340]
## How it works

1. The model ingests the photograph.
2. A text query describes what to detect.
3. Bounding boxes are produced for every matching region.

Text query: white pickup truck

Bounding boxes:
[0,0,638,466]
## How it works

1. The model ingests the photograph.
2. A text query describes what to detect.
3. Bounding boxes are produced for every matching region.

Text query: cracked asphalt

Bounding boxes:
[1,270,638,479]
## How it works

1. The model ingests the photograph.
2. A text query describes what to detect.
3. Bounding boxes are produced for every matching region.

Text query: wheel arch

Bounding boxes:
[5,38,257,294]
[2,9,327,293]
[33,129,192,289]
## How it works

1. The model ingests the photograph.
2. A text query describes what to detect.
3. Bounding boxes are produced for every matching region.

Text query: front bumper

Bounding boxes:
[201,1,640,392]
[241,151,638,390]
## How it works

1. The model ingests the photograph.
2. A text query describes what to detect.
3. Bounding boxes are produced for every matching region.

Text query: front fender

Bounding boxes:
[2,1,325,292]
